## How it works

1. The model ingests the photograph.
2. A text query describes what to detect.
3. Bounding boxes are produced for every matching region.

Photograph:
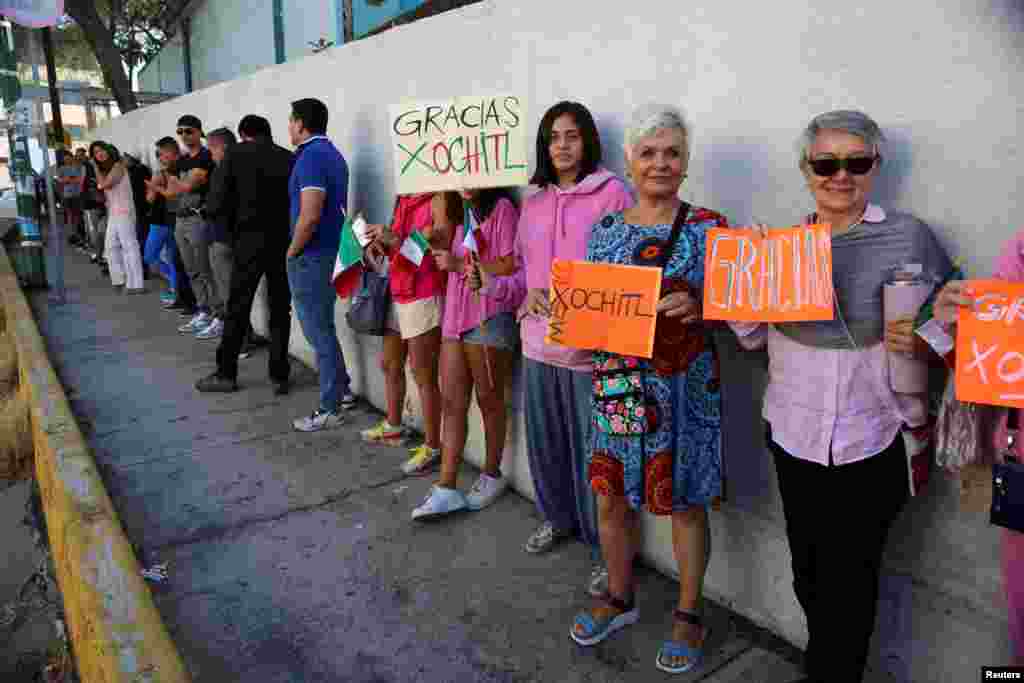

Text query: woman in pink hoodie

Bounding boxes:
[934,236,1024,666]
[364,193,451,475]
[472,102,632,596]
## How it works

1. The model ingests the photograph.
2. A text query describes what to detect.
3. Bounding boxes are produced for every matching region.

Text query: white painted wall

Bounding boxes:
[95,1,1023,679]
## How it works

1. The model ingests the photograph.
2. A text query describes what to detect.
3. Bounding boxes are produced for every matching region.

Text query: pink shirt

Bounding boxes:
[730,204,928,466]
[481,169,633,371]
[442,198,519,339]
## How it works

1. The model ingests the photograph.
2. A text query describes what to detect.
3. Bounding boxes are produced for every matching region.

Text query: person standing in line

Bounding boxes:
[196,115,295,395]
[732,110,953,683]
[361,192,449,475]
[410,188,520,519]
[145,137,197,317]
[89,141,145,293]
[194,127,237,341]
[54,150,86,247]
[147,115,221,339]
[123,153,153,277]
[143,139,180,305]
[470,101,632,597]
[286,98,357,431]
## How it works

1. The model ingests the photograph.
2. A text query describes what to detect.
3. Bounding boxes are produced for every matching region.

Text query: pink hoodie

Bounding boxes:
[482,169,633,371]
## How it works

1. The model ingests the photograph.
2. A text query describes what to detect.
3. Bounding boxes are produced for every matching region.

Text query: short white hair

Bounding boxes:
[624,103,690,161]
[799,110,884,170]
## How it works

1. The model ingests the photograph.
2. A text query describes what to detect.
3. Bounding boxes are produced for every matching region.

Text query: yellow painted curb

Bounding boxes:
[0,246,191,682]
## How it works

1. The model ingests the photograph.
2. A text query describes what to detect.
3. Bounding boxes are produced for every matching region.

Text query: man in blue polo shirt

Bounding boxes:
[286,98,357,431]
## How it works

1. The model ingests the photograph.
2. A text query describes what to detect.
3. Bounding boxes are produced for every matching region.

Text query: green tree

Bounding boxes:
[62,0,186,112]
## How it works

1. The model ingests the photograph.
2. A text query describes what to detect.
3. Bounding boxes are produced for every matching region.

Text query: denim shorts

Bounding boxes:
[461,312,519,350]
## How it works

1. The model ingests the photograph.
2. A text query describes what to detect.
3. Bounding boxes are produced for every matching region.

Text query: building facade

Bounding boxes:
[138,0,432,96]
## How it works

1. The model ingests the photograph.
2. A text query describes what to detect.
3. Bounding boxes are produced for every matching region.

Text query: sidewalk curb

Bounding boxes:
[0,245,191,682]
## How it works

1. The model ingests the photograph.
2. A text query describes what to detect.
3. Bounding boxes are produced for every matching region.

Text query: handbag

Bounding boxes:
[592,203,690,436]
[345,267,392,336]
[992,410,1024,532]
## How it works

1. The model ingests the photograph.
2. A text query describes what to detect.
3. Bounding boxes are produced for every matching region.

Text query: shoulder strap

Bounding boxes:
[657,201,690,269]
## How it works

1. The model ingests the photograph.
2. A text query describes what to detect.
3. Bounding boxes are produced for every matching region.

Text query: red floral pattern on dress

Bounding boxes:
[652,278,706,378]
[644,451,675,515]
[589,451,625,498]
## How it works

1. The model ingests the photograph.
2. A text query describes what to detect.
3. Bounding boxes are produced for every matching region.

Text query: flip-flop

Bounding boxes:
[569,593,639,646]
[655,609,708,674]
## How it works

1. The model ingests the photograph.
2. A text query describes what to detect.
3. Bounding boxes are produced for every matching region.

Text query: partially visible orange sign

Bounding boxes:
[703,225,834,322]
[956,280,1024,409]
[545,259,662,358]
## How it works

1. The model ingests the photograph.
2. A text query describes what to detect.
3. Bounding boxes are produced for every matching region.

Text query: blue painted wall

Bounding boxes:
[354,0,427,38]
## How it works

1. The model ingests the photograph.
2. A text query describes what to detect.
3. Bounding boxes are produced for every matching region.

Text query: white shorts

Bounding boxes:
[389,296,443,340]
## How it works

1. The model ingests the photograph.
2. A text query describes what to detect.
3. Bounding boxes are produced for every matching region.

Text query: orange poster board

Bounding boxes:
[703,225,834,322]
[956,280,1024,409]
[545,259,662,358]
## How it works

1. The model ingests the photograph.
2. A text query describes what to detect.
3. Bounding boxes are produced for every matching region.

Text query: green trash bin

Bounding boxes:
[8,241,46,289]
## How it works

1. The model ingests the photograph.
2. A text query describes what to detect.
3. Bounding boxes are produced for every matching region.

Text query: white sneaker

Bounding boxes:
[195,317,224,340]
[411,486,468,520]
[178,312,210,334]
[465,472,509,511]
[292,409,344,432]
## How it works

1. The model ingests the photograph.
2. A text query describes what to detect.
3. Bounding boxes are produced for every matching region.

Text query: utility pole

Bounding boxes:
[40,26,63,148]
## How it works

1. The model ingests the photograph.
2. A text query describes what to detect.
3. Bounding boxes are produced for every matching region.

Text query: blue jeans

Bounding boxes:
[144,224,178,290]
[287,249,351,412]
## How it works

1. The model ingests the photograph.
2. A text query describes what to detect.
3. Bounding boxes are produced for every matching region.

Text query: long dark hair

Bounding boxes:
[529,101,602,188]
[89,141,120,173]
[466,188,518,225]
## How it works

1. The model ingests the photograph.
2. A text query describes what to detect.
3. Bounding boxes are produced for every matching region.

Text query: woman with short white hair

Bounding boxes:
[733,110,953,683]
[568,103,728,675]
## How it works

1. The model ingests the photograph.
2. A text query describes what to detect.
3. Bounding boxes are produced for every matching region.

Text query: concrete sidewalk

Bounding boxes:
[28,250,807,683]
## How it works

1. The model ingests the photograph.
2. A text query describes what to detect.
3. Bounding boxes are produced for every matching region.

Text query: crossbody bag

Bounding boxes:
[592,203,690,436]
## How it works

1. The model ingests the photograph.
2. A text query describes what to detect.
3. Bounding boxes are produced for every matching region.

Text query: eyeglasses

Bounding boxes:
[177,127,196,135]
[807,155,878,177]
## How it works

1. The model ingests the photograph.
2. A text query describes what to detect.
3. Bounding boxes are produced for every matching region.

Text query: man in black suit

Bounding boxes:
[196,115,295,394]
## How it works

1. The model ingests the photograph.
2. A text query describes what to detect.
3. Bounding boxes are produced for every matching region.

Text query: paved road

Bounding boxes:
[28,251,805,683]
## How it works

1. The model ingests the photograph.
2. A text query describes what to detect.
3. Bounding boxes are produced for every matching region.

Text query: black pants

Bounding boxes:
[769,428,908,683]
[216,230,291,383]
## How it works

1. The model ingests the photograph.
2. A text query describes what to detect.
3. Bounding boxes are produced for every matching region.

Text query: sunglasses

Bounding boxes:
[807,155,878,177]
[177,127,196,135]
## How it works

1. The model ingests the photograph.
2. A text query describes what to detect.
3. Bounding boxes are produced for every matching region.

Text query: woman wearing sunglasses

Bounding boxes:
[731,110,953,683]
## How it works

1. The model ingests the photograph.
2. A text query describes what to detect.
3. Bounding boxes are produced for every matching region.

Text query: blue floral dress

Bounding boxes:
[586,208,726,515]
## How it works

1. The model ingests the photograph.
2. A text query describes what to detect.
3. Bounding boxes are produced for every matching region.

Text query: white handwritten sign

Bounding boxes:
[389,94,528,195]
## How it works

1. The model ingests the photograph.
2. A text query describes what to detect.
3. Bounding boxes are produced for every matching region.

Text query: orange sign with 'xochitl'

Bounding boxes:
[545,259,663,358]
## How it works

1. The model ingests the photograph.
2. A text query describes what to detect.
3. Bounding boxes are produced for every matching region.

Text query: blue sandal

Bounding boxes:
[569,593,639,646]
[656,609,708,674]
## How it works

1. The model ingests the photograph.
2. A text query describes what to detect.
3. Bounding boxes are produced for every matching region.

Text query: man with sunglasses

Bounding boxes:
[147,115,221,338]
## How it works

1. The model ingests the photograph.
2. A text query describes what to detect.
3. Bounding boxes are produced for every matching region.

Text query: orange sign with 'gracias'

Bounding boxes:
[545,259,663,358]
[702,225,834,322]
[956,280,1024,409]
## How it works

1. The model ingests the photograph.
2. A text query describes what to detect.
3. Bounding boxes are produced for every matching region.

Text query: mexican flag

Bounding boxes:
[333,213,365,299]
[462,206,487,256]
[397,229,431,268]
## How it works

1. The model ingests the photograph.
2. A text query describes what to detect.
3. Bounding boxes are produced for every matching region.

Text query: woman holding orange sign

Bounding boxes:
[933,247,1024,667]
[566,103,728,676]
[469,101,632,598]
[732,110,953,683]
